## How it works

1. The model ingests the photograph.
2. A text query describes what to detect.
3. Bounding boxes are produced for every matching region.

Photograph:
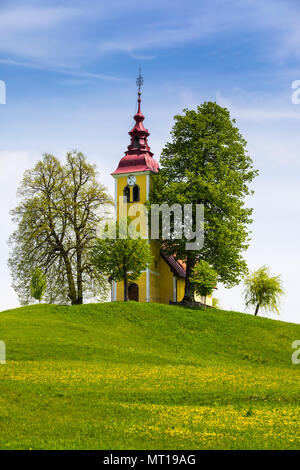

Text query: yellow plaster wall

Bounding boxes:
[176,278,185,303]
[195,292,213,306]
[115,174,148,232]
[116,272,147,302]
[150,240,160,273]
[150,271,161,303]
[158,256,174,304]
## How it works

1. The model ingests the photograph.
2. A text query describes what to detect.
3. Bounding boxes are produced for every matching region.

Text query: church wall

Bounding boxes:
[150,241,160,273]
[158,257,174,304]
[150,272,160,303]
[115,173,148,225]
[176,278,185,302]
[194,292,213,306]
[116,271,147,302]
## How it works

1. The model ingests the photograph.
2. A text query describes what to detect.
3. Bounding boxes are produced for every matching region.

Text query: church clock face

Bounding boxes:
[127,175,136,186]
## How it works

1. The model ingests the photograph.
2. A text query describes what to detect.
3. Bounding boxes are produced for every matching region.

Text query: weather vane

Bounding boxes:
[136,66,143,95]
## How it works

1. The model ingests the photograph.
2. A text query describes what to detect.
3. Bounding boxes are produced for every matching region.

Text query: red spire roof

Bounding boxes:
[112,92,159,175]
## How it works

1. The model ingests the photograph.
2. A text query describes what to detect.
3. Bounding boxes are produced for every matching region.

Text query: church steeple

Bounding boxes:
[126,93,152,155]
[112,71,159,175]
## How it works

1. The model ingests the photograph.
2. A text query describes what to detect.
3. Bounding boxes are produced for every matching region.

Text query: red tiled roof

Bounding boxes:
[160,252,186,279]
[112,152,158,175]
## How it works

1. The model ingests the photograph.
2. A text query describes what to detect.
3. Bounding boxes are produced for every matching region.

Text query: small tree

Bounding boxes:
[190,260,217,309]
[91,221,152,301]
[243,265,285,316]
[30,268,47,303]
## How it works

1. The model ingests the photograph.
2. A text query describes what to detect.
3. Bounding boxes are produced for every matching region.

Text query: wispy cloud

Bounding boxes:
[96,0,300,61]
[1,0,300,70]
[0,6,80,31]
[0,58,119,81]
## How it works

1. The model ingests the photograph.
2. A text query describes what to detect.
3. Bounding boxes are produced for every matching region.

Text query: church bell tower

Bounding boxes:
[111,70,160,302]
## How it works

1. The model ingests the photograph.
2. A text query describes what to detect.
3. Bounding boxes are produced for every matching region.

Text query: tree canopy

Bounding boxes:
[9,151,113,305]
[149,101,258,302]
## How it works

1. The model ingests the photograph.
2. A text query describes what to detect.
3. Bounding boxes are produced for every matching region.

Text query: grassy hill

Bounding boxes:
[0,302,299,450]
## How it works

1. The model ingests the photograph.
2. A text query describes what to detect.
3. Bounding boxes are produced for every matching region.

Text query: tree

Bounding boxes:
[91,220,152,301]
[190,260,217,309]
[30,267,47,303]
[243,265,285,316]
[149,102,258,303]
[9,151,113,305]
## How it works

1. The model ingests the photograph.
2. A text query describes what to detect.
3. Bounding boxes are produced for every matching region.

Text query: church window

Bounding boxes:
[133,184,140,202]
[123,185,130,203]
[134,136,140,148]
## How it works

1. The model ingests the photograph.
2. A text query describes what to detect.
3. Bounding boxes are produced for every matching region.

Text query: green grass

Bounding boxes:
[0,302,299,449]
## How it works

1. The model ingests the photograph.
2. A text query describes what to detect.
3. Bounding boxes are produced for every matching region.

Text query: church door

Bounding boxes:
[128,283,139,301]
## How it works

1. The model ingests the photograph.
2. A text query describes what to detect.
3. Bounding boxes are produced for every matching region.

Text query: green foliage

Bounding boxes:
[91,219,152,301]
[149,102,258,301]
[8,151,112,305]
[243,265,285,316]
[190,261,217,306]
[30,267,46,303]
[0,302,299,449]
[212,298,220,309]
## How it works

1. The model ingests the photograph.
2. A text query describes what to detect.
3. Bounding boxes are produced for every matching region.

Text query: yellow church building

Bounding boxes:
[111,90,213,307]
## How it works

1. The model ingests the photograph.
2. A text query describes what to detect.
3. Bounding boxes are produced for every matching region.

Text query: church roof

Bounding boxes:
[112,93,159,175]
[160,252,186,279]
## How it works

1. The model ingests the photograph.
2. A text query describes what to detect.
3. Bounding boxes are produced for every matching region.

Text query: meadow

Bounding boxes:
[0,302,299,449]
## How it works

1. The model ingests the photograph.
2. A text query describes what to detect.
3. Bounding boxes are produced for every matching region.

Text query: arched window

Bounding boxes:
[133,184,140,202]
[123,185,130,203]
[134,136,140,148]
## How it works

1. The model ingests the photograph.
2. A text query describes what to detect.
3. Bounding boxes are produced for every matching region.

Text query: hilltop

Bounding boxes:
[0,302,299,449]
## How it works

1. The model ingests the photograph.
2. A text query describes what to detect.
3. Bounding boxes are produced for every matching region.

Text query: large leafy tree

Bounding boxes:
[9,151,113,305]
[91,220,152,301]
[150,102,258,303]
[243,265,285,316]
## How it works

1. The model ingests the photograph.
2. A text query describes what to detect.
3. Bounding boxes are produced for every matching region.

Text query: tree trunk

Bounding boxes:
[254,303,260,316]
[62,253,77,305]
[204,296,207,310]
[76,245,83,305]
[182,254,196,303]
[124,272,128,301]
[73,228,83,304]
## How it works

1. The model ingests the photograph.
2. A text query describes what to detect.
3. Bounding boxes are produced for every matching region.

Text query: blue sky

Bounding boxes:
[0,0,300,323]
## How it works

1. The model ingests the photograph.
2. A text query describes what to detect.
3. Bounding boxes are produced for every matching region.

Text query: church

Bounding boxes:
[111,87,213,307]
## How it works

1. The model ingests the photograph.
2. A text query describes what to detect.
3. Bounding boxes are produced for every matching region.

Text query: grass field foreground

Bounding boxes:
[0,302,299,449]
